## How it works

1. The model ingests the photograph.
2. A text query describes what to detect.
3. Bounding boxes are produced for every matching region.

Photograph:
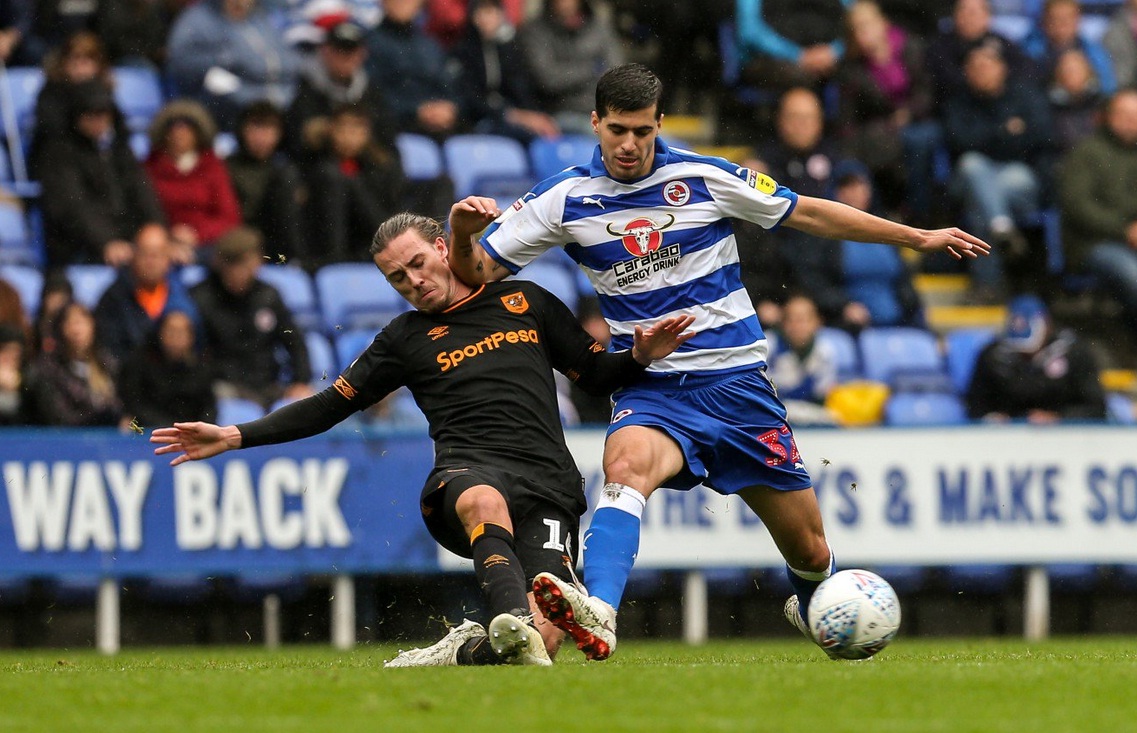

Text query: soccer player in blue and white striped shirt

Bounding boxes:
[448,63,989,660]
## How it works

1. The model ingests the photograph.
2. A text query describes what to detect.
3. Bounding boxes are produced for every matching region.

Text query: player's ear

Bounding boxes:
[433,236,449,257]
[590,110,599,135]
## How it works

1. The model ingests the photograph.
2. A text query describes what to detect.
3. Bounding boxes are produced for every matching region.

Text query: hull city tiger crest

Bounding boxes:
[607,214,676,257]
[501,291,529,314]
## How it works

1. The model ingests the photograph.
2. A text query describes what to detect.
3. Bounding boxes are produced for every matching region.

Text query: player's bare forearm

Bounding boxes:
[448,196,510,284]
[786,196,991,260]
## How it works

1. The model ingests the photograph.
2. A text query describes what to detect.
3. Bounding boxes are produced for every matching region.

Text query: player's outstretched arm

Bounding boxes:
[448,196,510,285]
[631,315,697,364]
[151,422,242,466]
[786,195,991,260]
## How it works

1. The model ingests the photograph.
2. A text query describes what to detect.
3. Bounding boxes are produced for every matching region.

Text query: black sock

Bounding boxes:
[470,522,530,619]
[456,635,506,666]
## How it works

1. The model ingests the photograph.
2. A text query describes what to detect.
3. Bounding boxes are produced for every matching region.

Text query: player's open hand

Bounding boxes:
[632,315,697,364]
[150,422,242,466]
[449,196,502,236]
[911,227,991,260]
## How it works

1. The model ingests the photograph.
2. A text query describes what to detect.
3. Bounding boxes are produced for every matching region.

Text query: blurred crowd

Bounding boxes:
[0,0,1136,430]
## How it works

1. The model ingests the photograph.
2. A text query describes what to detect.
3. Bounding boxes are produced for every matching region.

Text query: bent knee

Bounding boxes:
[789,536,832,573]
[454,485,509,529]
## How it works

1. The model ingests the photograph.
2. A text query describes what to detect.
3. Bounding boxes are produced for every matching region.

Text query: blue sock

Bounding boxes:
[582,483,646,609]
[786,544,835,620]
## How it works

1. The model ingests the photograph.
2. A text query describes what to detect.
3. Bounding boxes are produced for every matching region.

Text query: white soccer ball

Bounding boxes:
[807,569,901,660]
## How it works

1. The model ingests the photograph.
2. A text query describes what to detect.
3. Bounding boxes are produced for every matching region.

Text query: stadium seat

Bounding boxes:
[945,328,997,394]
[257,264,320,332]
[816,327,860,381]
[512,256,581,313]
[178,264,207,287]
[113,66,164,132]
[0,67,44,134]
[335,328,377,372]
[315,262,409,331]
[130,131,150,159]
[216,397,265,425]
[0,205,35,267]
[305,332,337,385]
[442,134,530,199]
[529,135,596,180]
[858,327,945,386]
[1106,392,1136,425]
[65,264,117,309]
[0,263,41,315]
[988,14,1032,42]
[885,392,968,426]
[214,132,238,158]
[395,133,444,180]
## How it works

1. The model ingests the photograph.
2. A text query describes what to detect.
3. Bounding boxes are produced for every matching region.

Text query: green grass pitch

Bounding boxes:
[2,638,1134,732]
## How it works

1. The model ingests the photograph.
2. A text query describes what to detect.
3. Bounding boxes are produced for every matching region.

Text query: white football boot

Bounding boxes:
[487,613,552,666]
[532,572,617,660]
[384,619,485,668]
[784,596,840,660]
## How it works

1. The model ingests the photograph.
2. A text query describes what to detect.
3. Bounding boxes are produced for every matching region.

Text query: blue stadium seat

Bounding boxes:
[66,264,117,309]
[305,332,337,384]
[1106,393,1136,425]
[130,131,150,159]
[858,327,945,386]
[0,67,44,134]
[395,132,444,180]
[512,252,581,313]
[113,66,164,132]
[529,135,596,180]
[257,264,320,332]
[335,328,377,372]
[315,262,409,331]
[214,132,238,158]
[945,327,997,394]
[443,134,531,199]
[817,327,860,381]
[885,392,968,426]
[989,14,1032,41]
[0,264,42,315]
[0,205,34,266]
[216,397,265,425]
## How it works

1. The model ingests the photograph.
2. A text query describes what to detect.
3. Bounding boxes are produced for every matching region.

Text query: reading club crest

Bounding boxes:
[606,214,676,257]
[663,180,691,206]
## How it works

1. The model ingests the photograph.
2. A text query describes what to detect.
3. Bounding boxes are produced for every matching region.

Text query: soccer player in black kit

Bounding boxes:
[151,212,694,667]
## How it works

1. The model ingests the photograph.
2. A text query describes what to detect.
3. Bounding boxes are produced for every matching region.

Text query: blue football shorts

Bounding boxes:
[606,367,813,494]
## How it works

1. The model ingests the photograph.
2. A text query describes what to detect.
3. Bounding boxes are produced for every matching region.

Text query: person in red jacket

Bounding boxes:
[144,99,243,263]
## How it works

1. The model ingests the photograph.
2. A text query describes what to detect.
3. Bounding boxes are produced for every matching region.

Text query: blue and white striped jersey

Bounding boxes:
[480,138,799,375]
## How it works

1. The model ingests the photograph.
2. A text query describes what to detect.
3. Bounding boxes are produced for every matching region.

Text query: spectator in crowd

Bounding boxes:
[23,301,125,427]
[1058,88,1137,337]
[1104,0,1137,89]
[227,101,306,264]
[94,224,198,362]
[451,0,560,142]
[766,293,838,426]
[39,80,164,268]
[966,294,1105,423]
[32,0,99,51]
[96,0,169,66]
[756,87,843,200]
[1048,49,1105,153]
[120,309,216,427]
[0,324,24,424]
[926,0,1037,105]
[31,272,72,354]
[943,42,1054,301]
[304,103,403,264]
[1023,0,1116,95]
[288,20,400,164]
[145,100,243,260]
[0,0,43,66]
[426,0,526,48]
[521,0,622,134]
[735,0,852,93]
[0,276,29,343]
[191,227,312,407]
[166,0,302,129]
[837,0,938,219]
[281,0,384,48]
[366,0,465,137]
[787,160,923,329]
[30,31,117,175]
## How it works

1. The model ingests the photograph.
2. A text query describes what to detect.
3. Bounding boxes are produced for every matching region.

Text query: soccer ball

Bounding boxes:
[807,569,901,660]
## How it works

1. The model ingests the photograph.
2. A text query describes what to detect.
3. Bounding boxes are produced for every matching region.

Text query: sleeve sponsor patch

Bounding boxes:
[743,168,778,195]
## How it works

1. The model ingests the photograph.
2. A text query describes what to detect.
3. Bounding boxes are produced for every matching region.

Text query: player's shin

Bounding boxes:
[785,542,836,619]
[470,522,530,619]
[582,483,646,608]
